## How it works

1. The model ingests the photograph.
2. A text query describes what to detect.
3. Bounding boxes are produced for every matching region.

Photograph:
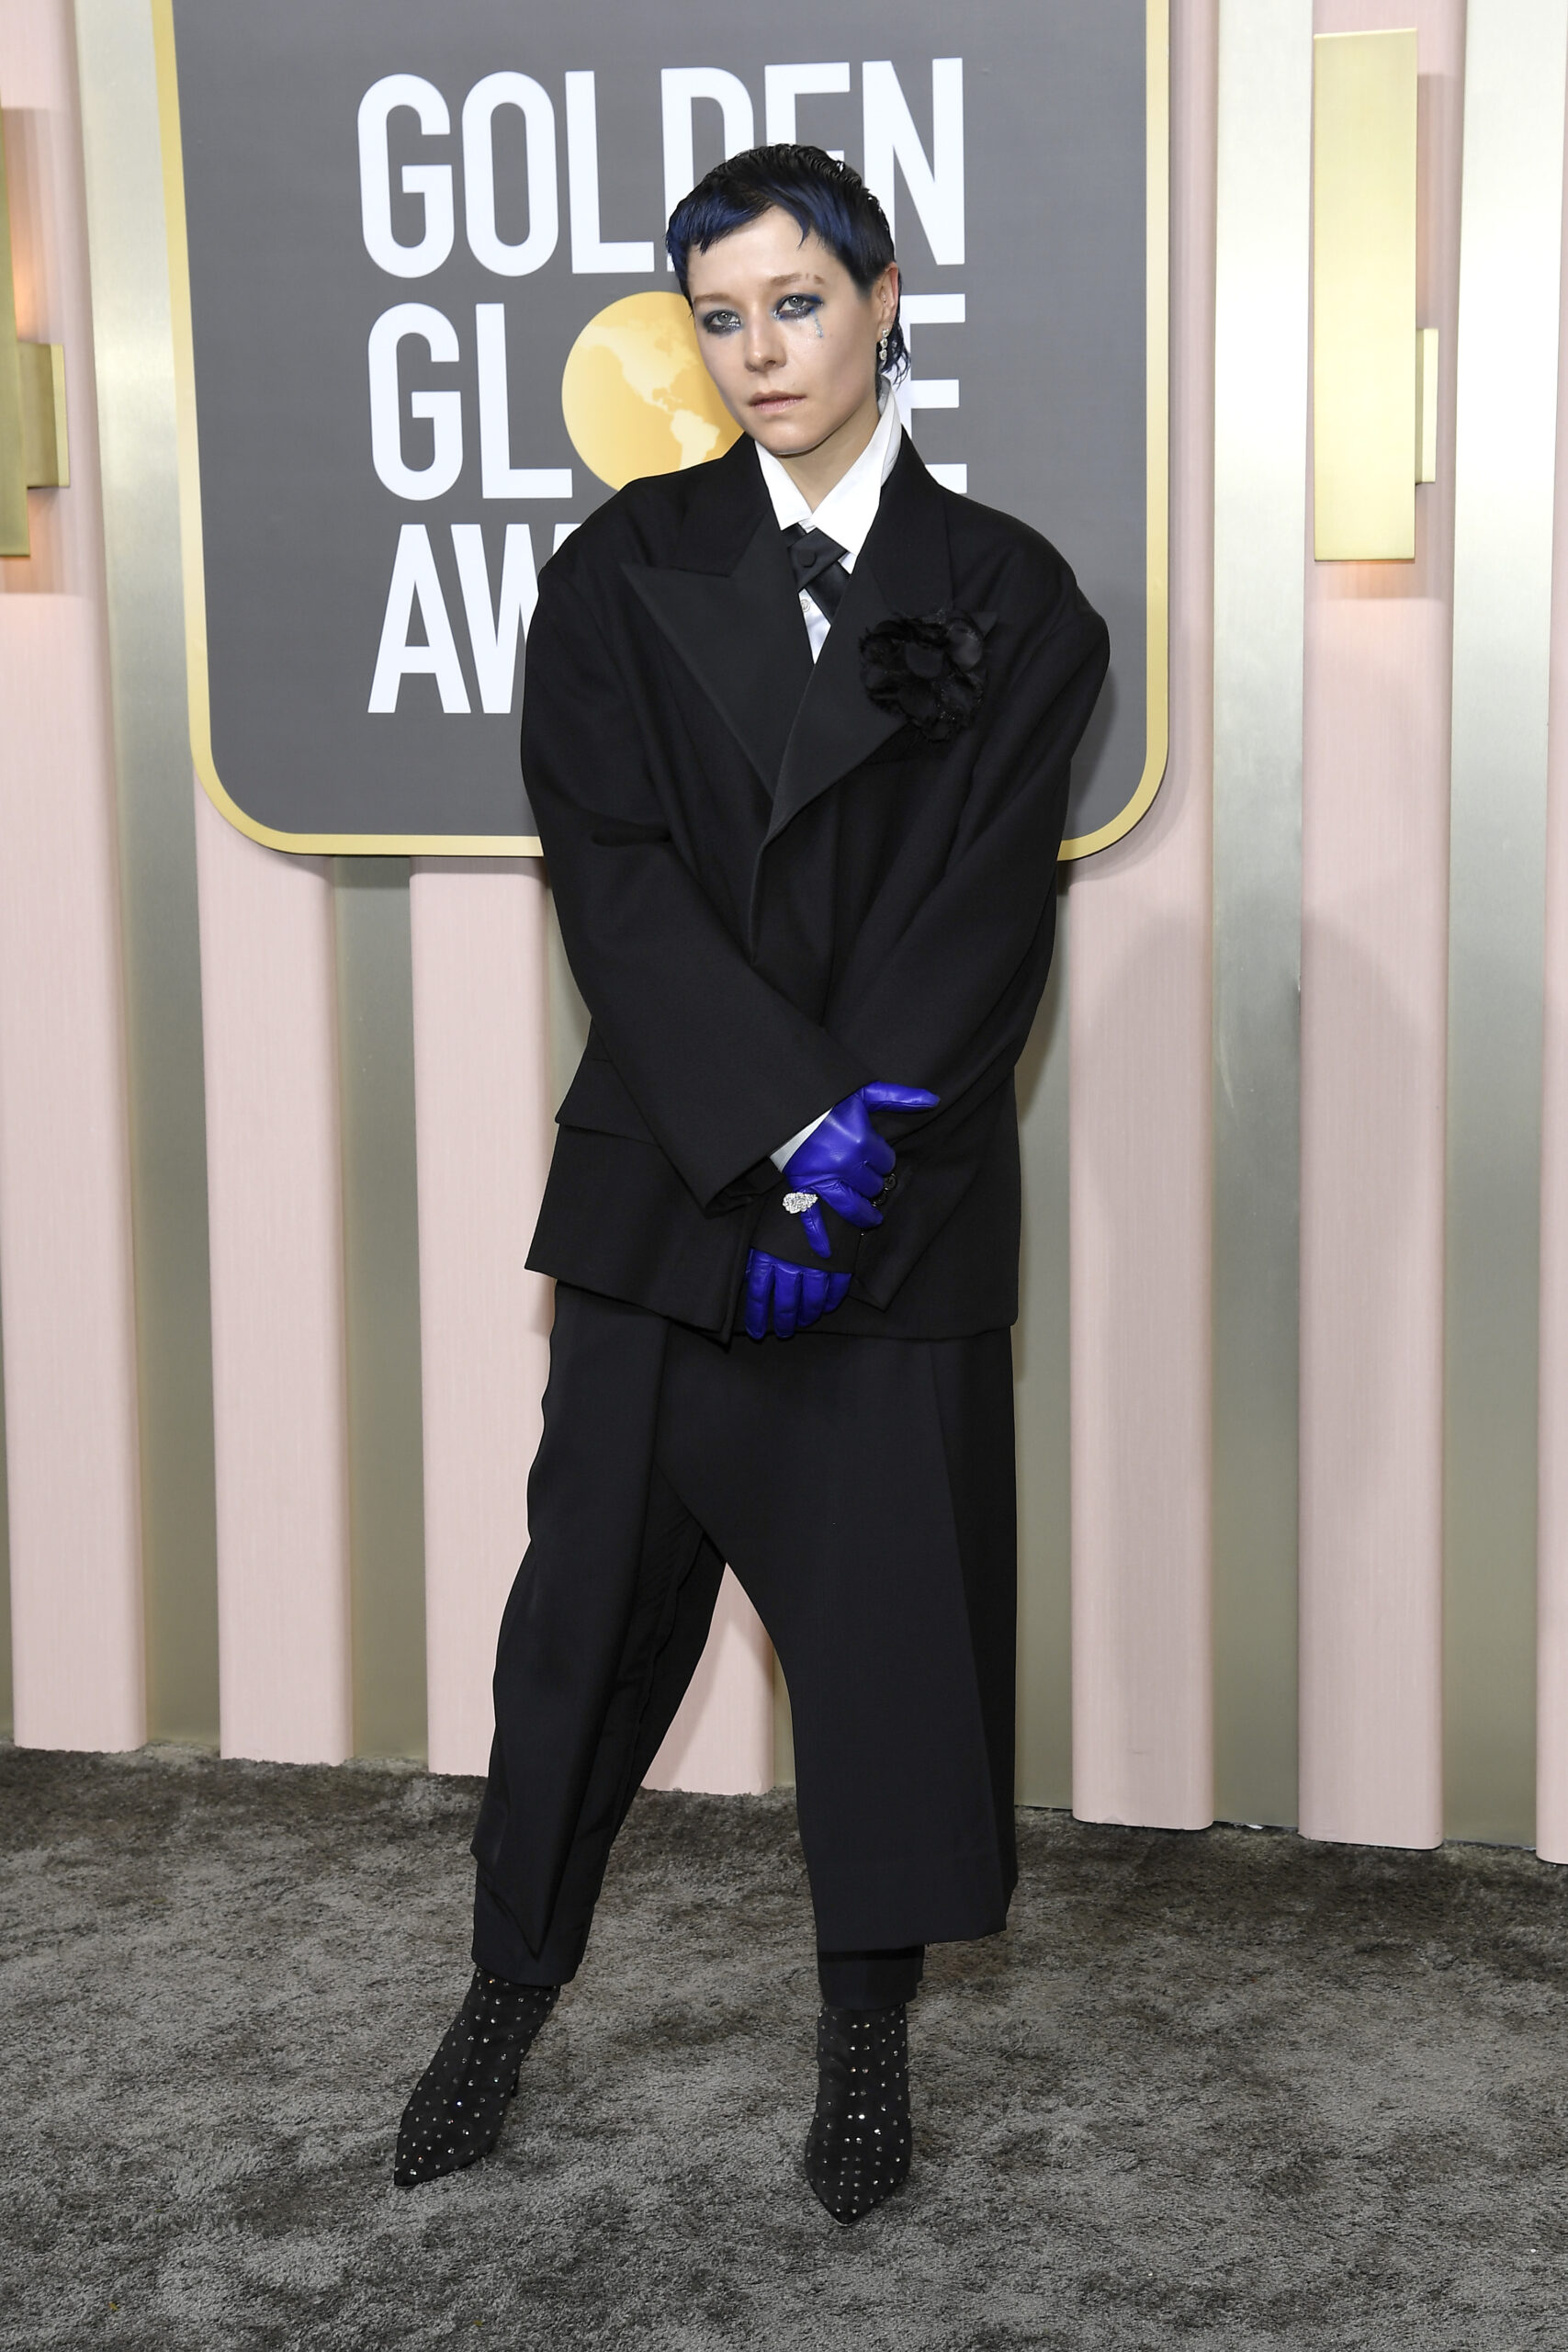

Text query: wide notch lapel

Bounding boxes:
[623,437,811,796]
[764,435,955,848]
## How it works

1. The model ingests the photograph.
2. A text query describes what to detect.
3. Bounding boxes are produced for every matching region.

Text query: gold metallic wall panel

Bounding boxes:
[74,0,219,1743]
[1312,29,1417,560]
[1211,0,1313,1826]
[545,887,592,1119]
[17,339,69,488]
[1444,0,1568,1846]
[334,861,428,1762]
[1014,909,1073,1808]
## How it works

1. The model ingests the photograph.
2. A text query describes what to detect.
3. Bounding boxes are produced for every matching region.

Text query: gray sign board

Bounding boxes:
[158,0,1165,854]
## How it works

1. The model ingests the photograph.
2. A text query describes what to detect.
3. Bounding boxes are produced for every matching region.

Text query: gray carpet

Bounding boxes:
[1,1747,1566,2351]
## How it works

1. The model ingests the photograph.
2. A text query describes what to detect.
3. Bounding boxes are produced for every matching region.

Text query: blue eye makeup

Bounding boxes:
[697,293,825,335]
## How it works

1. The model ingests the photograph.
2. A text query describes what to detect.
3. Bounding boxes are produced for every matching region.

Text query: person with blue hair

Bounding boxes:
[396,144,1108,2224]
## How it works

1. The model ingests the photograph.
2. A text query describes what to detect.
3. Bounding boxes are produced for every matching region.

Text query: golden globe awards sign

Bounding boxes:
[154,0,1165,855]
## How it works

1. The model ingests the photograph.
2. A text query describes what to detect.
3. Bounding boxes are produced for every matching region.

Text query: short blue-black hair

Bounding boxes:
[666,143,908,380]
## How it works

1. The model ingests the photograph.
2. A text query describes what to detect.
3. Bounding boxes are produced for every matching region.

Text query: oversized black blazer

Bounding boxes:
[523,426,1110,1340]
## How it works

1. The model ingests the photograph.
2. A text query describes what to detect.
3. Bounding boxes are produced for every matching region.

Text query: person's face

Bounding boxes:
[685,207,898,460]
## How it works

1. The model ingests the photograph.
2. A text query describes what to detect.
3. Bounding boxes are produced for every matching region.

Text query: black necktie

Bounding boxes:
[782,522,852,626]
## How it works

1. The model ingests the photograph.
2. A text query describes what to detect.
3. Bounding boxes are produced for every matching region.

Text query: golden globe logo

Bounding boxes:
[561,292,740,489]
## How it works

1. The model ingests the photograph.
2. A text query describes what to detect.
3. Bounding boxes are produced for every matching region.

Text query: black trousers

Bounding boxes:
[471,1286,1019,2005]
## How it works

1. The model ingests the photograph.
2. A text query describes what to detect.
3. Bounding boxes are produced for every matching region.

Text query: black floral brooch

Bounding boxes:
[859,606,996,742]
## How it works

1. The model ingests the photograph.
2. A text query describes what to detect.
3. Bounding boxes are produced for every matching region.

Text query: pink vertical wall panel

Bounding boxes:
[1297,0,1461,1851]
[1535,74,1568,1868]
[194,791,352,1763]
[410,861,555,1778]
[644,1567,774,1796]
[0,0,145,1751]
[1067,0,1216,1831]
[644,1586,775,1794]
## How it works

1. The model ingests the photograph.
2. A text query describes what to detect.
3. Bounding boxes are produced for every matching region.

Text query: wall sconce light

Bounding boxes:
[0,92,70,560]
[1314,28,1435,561]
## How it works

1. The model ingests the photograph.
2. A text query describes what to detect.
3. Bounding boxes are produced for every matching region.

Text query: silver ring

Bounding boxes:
[782,1191,818,1216]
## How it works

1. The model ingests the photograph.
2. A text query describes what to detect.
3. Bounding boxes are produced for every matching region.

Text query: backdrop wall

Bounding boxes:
[3,0,1564,1858]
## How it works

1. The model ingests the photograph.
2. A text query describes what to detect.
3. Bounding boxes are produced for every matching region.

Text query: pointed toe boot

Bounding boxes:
[803,1999,912,2223]
[394,1970,558,2187]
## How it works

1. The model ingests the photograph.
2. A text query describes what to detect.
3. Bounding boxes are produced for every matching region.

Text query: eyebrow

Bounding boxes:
[692,271,829,300]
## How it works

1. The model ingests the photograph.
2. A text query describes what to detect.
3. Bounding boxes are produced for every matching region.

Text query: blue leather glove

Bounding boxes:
[744,1254,852,1340]
[782,1081,940,1261]
[743,1080,940,1339]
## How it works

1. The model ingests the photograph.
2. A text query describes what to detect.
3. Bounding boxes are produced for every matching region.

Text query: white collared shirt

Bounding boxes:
[758,386,904,1172]
[754,383,904,662]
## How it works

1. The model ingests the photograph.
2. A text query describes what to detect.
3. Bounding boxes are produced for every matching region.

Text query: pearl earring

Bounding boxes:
[877,331,891,371]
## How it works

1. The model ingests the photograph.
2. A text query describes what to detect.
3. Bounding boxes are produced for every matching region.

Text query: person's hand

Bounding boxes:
[782,1081,940,1259]
[744,1251,853,1340]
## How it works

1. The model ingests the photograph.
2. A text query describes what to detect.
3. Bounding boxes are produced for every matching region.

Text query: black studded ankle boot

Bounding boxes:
[394,1970,558,2187]
[803,2000,912,2223]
